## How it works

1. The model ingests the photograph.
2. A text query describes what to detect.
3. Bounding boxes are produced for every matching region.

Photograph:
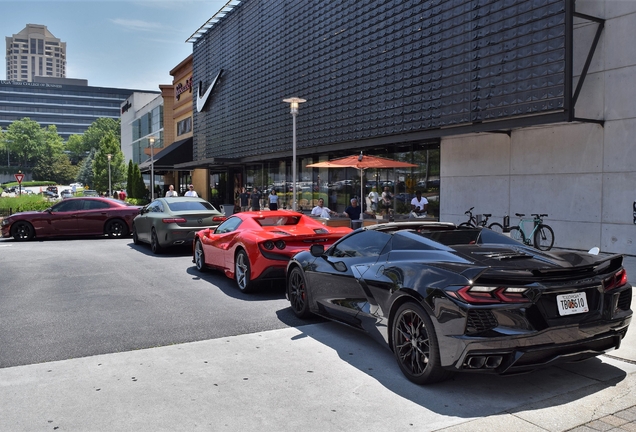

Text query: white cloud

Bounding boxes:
[110,18,162,32]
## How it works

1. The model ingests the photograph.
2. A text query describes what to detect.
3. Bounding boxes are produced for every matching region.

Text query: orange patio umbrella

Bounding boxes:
[307,152,418,220]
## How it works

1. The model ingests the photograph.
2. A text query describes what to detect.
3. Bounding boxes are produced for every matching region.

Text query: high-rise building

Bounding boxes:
[5,24,66,82]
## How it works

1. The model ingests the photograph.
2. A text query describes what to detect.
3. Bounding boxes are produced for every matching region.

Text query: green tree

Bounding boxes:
[93,131,125,193]
[126,160,135,197]
[133,164,146,199]
[0,118,44,167]
[33,125,64,181]
[81,118,121,153]
[65,134,86,164]
[76,149,95,188]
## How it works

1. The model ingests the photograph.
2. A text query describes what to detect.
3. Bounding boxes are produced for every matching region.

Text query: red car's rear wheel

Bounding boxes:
[235,249,255,293]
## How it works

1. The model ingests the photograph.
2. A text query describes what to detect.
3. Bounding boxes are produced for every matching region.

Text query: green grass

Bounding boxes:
[0,195,52,213]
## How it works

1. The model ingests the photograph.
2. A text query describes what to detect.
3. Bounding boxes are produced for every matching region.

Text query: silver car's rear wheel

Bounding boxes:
[150,229,163,254]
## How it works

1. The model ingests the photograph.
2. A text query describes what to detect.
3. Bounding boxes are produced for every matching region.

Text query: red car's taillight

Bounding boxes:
[213,216,226,222]
[452,286,531,304]
[604,269,628,291]
[162,218,187,224]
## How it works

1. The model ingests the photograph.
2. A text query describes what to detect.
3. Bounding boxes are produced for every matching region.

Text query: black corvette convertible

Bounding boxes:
[286,222,632,385]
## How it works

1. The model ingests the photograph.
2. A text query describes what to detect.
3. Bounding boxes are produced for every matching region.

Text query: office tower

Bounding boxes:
[5,24,66,82]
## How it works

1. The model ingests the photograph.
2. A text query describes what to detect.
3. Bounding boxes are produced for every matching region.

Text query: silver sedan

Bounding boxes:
[132,197,226,254]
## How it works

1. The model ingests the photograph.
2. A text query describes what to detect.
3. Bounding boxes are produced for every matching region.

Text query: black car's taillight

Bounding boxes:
[604,269,628,291]
[451,286,531,304]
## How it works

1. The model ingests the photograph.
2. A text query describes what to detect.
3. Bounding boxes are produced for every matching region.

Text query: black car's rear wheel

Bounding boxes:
[105,219,127,238]
[287,266,311,318]
[235,249,254,293]
[150,228,163,254]
[391,302,452,385]
[194,240,206,272]
[11,221,34,241]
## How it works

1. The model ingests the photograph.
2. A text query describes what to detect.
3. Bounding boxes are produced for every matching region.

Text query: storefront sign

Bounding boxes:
[175,77,193,101]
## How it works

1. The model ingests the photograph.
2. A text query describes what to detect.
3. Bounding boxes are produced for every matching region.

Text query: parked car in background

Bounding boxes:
[286,222,633,385]
[60,189,73,199]
[1,197,141,241]
[132,197,226,254]
[193,210,352,292]
[82,190,99,197]
[41,190,59,201]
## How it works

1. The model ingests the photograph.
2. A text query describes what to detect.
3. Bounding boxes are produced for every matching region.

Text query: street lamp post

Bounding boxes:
[107,154,112,197]
[282,97,306,211]
[149,137,155,198]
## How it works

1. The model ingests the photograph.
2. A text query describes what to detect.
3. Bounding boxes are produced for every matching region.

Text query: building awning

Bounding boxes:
[139,137,193,172]
[173,157,241,170]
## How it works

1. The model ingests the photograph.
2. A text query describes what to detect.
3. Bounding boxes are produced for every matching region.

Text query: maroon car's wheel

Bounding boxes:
[391,302,453,385]
[287,266,311,318]
[105,219,127,238]
[194,240,206,272]
[235,249,254,292]
[11,221,34,241]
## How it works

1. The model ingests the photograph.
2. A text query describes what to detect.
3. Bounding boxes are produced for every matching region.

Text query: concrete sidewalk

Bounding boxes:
[0,256,634,432]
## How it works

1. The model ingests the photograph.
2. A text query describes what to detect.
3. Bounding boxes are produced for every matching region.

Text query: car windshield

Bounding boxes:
[167,201,217,212]
[255,216,301,226]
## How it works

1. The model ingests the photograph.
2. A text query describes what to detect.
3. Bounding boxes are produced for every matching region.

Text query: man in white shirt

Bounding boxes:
[165,185,178,197]
[311,198,336,218]
[410,190,428,219]
[184,184,198,197]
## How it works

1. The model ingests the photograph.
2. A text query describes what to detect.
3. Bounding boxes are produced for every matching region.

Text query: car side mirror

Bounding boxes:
[310,244,325,257]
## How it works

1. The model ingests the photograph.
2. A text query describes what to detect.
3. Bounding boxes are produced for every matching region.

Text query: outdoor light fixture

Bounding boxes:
[283,97,306,211]
[149,137,155,198]
[107,153,112,197]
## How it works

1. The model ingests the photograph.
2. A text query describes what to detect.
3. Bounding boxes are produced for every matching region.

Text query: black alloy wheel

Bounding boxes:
[391,302,452,385]
[150,228,163,254]
[287,266,311,318]
[105,219,127,238]
[132,224,140,245]
[11,221,34,241]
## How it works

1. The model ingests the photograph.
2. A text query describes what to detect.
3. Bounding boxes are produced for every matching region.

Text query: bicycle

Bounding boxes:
[509,213,554,251]
[459,207,504,233]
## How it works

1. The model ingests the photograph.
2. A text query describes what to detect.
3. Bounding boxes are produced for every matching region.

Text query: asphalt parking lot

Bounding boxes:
[0,237,634,431]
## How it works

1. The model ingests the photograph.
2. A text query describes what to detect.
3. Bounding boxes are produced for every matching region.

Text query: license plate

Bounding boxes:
[556,292,589,316]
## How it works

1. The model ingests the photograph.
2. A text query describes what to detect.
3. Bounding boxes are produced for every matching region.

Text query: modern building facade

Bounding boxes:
[0,78,147,140]
[122,55,196,197]
[5,24,66,82]
[185,0,636,255]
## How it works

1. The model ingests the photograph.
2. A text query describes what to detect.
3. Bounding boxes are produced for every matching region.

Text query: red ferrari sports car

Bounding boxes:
[193,210,352,292]
[1,197,141,241]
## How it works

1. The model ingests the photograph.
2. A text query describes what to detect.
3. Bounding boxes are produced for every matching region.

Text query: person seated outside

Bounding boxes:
[344,198,362,221]
[311,198,337,219]
[409,190,429,219]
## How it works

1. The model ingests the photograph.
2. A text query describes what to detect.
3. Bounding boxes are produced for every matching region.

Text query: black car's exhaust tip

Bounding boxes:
[465,355,503,369]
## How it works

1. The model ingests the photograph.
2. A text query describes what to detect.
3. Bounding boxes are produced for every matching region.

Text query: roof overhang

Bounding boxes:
[139,137,193,172]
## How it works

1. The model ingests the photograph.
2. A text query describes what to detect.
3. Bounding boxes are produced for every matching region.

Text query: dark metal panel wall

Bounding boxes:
[193,0,566,161]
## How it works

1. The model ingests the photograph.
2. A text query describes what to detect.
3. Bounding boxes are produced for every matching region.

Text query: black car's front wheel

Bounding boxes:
[194,240,206,272]
[287,266,311,318]
[11,221,34,241]
[391,302,452,385]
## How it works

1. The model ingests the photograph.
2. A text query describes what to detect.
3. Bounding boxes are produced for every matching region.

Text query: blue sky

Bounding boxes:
[1,0,229,91]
